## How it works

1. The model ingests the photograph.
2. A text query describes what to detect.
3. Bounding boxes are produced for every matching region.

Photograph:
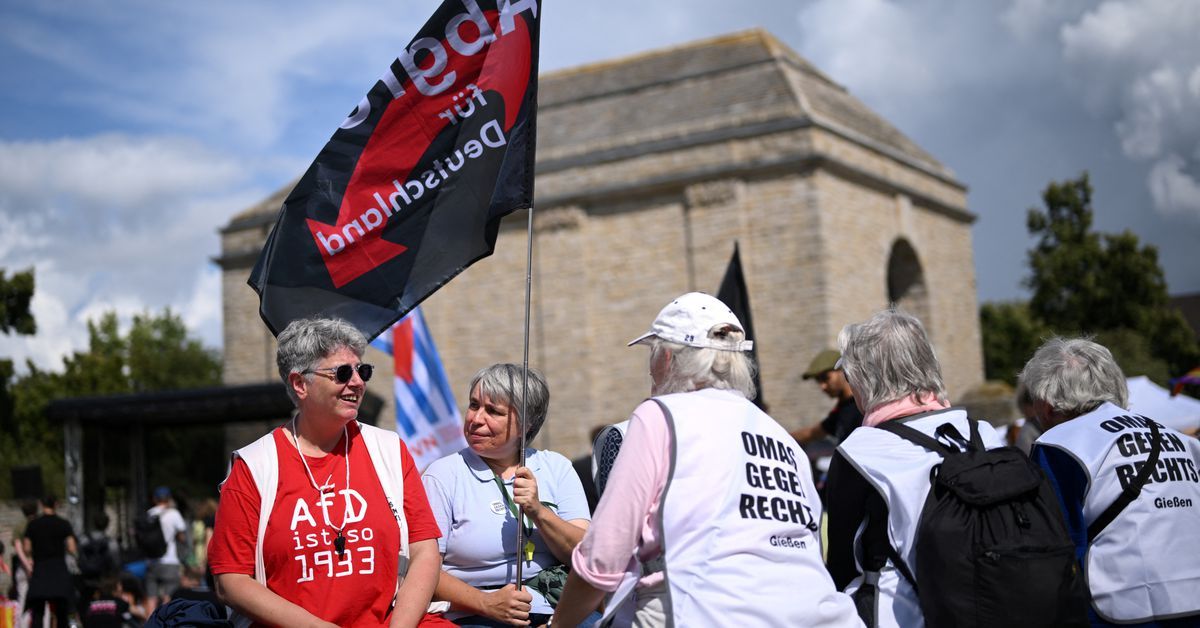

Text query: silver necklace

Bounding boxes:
[290,416,350,557]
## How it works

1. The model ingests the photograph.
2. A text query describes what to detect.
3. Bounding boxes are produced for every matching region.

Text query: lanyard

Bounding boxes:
[491,474,557,562]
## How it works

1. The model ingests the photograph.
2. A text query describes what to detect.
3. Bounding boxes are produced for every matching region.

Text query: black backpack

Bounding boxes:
[78,531,115,578]
[134,511,168,559]
[877,419,1089,628]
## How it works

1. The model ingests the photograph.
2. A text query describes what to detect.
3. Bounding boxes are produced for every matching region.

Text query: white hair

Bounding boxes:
[1018,337,1127,420]
[649,324,757,398]
[837,308,946,414]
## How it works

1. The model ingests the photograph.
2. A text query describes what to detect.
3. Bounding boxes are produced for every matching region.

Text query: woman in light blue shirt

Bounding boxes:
[423,364,591,627]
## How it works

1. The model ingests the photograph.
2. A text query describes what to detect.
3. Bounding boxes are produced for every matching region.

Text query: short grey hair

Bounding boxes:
[1018,337,1127,420]
[469,364,550,442]
[649,324,757,398]
[837,309,946,415]
[276,318,368,406]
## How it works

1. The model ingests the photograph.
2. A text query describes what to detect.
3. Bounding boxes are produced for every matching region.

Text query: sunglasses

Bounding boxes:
[305,363,374,384]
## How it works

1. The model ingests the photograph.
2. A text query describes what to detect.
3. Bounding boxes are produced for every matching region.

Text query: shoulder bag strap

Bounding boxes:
[1086,419,1163,543]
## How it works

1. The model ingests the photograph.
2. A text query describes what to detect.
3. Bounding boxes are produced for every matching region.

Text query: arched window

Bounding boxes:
[887,238,932,329]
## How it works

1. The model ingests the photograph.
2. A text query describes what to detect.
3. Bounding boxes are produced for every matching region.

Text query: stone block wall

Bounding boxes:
[216,33,985,462]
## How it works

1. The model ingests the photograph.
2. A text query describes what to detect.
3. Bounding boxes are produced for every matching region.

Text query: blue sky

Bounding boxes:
[2,0,1199,370]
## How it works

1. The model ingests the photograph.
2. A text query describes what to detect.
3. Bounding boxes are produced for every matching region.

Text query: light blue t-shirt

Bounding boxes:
[422,447,590,617]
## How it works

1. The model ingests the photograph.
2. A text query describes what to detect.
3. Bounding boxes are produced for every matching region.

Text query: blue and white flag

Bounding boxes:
[370,307,467,470]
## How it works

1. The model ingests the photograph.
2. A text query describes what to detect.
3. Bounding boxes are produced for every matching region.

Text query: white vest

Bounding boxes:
[1035,403,1200,623]
[222,421,411,628]
[836,409,1005,628]
[635,388,859,627]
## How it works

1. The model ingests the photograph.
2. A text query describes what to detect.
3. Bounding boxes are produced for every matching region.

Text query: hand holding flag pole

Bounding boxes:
[245,0,543,597]
[515,199,535,587]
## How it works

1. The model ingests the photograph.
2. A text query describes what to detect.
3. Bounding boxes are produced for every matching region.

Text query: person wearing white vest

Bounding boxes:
[824,309,1006,628]
[1021,337,1200,627]
[549,292,861,628]
[209,317,443,628]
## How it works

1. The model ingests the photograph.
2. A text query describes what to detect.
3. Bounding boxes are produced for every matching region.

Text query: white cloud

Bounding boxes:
[1058,0,1200,218]
[2,2,441,151]
[177,266,223,350]
[1,280,79,372]
[0,134,241,219]
[1115,65,1200,160]
[1001,0,1088,41]
[0,134,266,371]
[1148,154,1200,216]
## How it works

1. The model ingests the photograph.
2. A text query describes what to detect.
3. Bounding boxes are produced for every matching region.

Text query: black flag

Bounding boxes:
[250,0,541,339]
[717,242,766,410]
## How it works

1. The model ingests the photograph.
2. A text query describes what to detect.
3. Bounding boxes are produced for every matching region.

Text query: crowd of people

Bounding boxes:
[3,487,222,628]
[4,293,1199,627]
[205,299,1200,627]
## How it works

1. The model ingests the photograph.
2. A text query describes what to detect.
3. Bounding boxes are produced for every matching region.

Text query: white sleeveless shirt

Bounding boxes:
[1035,402,1200,623]
[647,388,860,627]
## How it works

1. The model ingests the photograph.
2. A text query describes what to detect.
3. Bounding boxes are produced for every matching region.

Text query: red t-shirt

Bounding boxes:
[209,422,440,627]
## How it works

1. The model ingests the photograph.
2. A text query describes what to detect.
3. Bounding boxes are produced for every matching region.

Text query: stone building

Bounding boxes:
[217,29,983,459]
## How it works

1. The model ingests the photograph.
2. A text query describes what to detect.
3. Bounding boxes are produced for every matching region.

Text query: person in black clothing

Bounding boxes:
[169,565,225,618]
[790,348,864,445]
[77,511,119,607]
[823,310,1007,627]
[81,574,137,628]
[23,494,77,628]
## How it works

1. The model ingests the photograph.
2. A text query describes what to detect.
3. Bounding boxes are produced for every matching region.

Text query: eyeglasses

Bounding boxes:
[305,363,374,384]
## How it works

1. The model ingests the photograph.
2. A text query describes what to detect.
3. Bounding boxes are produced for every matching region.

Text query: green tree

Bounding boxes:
[1,267,36,438]
[1,309,222,498]
[0,268,36,335]
[980,173,1200,388]
[980,301,1051,385]
[127,310,221,392]
[1025,173,1199,376]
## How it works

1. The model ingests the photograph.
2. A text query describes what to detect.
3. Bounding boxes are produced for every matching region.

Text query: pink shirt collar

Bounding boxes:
[863,394,950,427]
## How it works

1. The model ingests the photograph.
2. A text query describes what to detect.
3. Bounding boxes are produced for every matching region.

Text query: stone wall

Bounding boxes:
[216,32,984,462]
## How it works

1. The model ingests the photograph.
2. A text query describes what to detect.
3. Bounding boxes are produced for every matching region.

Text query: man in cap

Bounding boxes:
[791,349,863,445]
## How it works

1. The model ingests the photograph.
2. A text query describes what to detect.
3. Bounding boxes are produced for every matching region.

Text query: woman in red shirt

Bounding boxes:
[209,317,442,627]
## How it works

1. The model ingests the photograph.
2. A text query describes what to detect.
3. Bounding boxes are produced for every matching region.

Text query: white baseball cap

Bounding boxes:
[628,292,754,352]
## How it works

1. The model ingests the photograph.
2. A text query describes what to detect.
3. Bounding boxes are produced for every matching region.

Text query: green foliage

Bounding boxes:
[1,308,222,498]
[127,310,222,392]
[0,268,36,335]
[1093,329,1171,385]
[981,172,1200,388]
[980,301,1052,385]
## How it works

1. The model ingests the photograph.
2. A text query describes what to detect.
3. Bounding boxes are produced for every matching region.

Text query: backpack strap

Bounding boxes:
[1086,419,1162,543]
[934,420,984,452]
[884,544,918,594]
[874,417,982,594]
[876,419,954,456]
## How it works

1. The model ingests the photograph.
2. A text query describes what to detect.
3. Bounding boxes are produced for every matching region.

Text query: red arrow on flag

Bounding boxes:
[306,11,532,288]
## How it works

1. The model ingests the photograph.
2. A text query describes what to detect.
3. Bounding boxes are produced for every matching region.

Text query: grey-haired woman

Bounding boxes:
[210,317,442,628]
[422,364,591,627]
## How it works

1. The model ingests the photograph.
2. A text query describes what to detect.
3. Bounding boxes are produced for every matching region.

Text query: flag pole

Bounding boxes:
[515,202,534,587]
